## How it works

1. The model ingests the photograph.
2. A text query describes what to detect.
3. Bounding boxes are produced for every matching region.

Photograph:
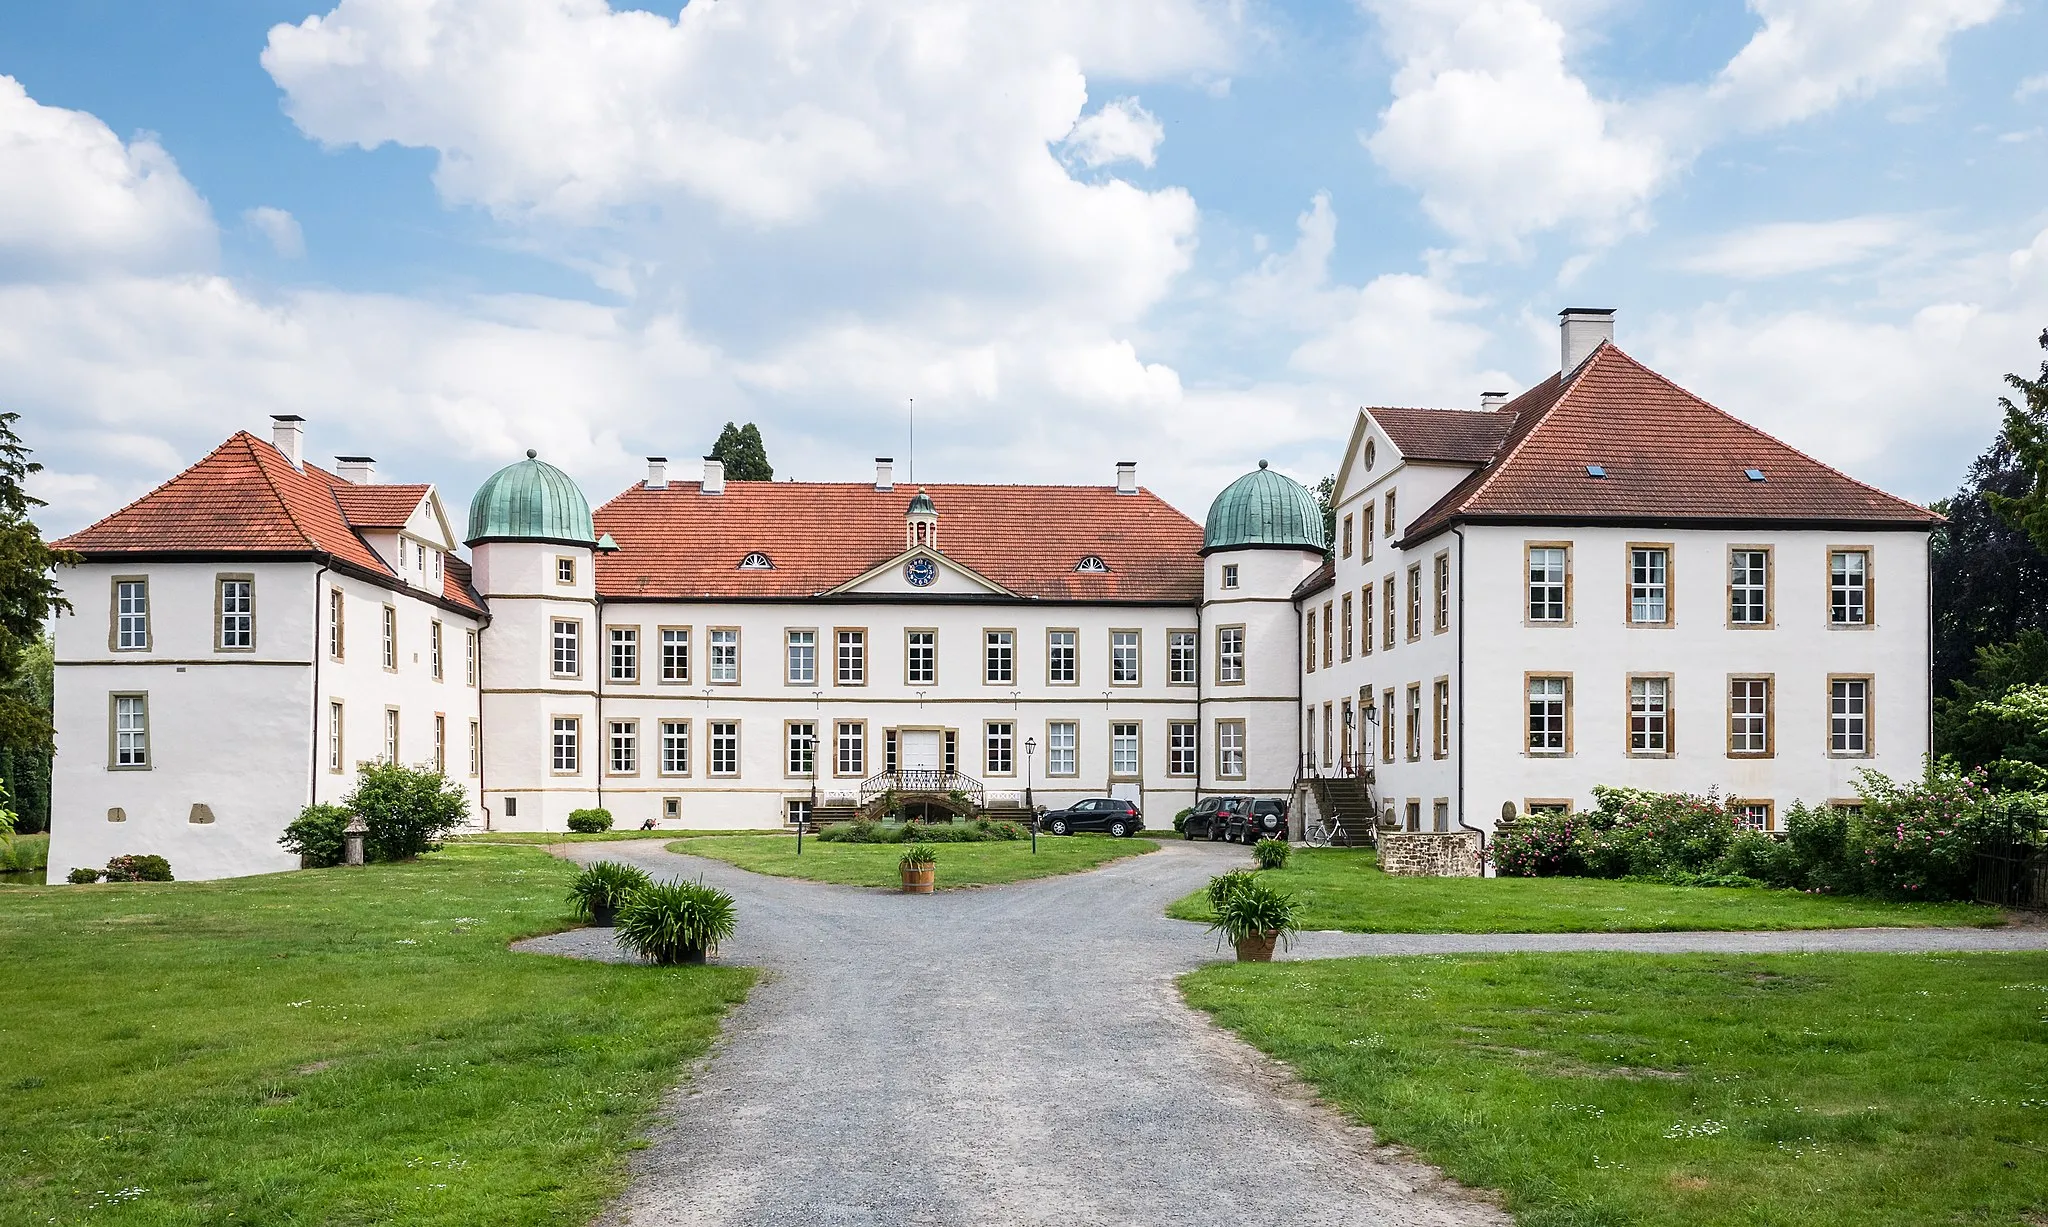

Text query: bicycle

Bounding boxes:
[1303,814,1346,848]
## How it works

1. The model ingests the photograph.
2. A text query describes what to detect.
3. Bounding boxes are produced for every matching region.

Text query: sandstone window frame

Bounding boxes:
[1626,543,1674,627]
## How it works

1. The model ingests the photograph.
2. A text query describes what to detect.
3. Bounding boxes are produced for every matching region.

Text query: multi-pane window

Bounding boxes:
[786,799,813,828]
[1306,706,1317,768]
[1341,514,1353,557]
[1382,577,1396,649]
[381,607,398,669]
[1047,722,1078,776]
[709,628,739,682]
[1730,678,1770,754]
[1384,491,1396,538]
[1406,684,1422,761]
[1433,679,1450,757]
[434,714,447,773]
[661,720,691,775]
[1433,799,1450,832]
[1048,630,1077,684]
[662,628,691,682]
[836,721,864,776]
[1730,549,1769,625]
[430,621,444,680]
[1630,677,1669,753]
[986,721,1014,775]
[837,630,865,684]
[1434,554,1450,633]
[610,628,638,682]
[1168,721,1197,776]
[1217,626,1244,684]
[787,721,816,776]
[385,708,401,762]
[466,629,477,686]
[1217,720,1246,779]
[1305,609,1317,673]
[328,700,344,771]
[1528,547,1567,622]
[1322,604,1334,668]
[469,719,480,775]
[985,631,1014,684]
[906,631,936,684]
[1341,594,1354,660]
[1830,678,1869,754]
[1528,676,1567,752]
[787,630,816,685]
[113,694,149,767]
[1733,802,1773,832]
[1382,688,1396,761]
[1111,723,1140,776]
[710,722,739,775]
[1111,631,1140,684]
[1221,563,1239,589]
[1169,632,1197,685]
[1406,566,1421,639]
[216,577,253,649]
[556,557,576,584]
[610,720,637,774]
[552,619,579,677]
[551,716,578,772]
[1630,548,1669,623]
[1361,587,1374,655]
[1363,501,1375,561]
[1830,551,1869,625]
[328,588,344,659]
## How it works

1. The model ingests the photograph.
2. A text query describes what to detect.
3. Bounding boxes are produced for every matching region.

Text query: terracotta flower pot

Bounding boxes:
[1234,931,1279,962]
[901,865,936,894]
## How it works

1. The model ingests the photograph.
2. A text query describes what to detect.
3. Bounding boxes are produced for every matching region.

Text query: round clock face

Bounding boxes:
[905,557,938,588]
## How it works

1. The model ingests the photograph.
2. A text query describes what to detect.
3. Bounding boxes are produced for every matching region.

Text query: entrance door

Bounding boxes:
[900,730,943,774]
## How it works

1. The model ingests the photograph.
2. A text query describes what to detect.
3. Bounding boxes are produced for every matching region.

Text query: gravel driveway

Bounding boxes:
[516,838,2048,1226]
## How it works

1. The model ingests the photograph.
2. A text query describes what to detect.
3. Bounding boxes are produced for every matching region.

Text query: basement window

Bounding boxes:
[739,552,774,570]
[1744,468,1766,482]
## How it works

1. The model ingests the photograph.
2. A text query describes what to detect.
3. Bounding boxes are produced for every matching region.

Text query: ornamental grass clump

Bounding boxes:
[615,879,738,965]
[1253,837,1290,870]
[1205,868,1258,912]
[566,860,652,926]
[1208,877,1301,957]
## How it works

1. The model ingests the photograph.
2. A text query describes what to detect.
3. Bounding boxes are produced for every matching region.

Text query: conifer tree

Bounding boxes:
[1986,328,2048,554]
[709,422,774,481]
[0,414,73,756]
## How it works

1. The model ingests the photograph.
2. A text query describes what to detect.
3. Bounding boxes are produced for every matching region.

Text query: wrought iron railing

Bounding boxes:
[1297,751,1373,780]
[858,770,986,809]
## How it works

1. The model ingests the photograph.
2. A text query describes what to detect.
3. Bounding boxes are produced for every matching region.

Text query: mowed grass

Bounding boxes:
[453,828,777,845]
[668,833,1157,888]
[0,844,752,1227]
[1182,951,2048,1227]
[1163,848,2001,932]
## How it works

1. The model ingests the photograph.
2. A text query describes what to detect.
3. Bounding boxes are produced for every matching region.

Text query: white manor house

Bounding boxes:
[47,310,1939,880]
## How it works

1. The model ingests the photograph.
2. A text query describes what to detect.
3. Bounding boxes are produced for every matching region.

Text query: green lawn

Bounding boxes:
[1164,848,2002,932]
[0,844,752,1226]
[452,828,777,845]
[668,833,1157,888]
[1182,951,2048,1227]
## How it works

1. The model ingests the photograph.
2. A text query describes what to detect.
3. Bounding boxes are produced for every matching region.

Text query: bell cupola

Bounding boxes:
[906,488,937,550]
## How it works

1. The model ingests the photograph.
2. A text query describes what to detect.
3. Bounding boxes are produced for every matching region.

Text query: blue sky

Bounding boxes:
[5,0,2047,535]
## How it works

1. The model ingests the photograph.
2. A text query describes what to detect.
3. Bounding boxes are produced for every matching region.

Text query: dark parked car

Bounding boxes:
[1181,795,1250,840]
[1225,797,1290,844]
[1040,797,1144,837]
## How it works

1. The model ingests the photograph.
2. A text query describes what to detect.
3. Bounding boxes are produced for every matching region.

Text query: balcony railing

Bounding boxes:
[1298,751,1373,780]
[858,770,986,810]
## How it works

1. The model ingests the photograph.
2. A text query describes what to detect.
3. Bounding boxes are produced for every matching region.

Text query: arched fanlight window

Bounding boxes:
[1074,555,1111,573]
[739,551,773,570]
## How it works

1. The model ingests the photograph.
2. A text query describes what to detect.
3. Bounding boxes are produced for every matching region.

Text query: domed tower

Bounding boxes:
[1199,460,1326,804]
[467,451,599,831]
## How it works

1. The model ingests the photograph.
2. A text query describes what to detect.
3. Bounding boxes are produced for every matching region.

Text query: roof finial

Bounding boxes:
[526,449,537,460]
[1258,459,1269,469]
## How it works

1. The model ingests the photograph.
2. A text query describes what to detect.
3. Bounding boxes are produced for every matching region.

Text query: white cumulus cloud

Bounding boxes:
[1063,97,1167,168]
[1676,215,1919,279]
[243,206,305,258]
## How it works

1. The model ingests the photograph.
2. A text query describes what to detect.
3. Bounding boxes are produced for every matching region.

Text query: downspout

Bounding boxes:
[595,591,604,818]
[309,564,329,808]
[1193,592,1204,808]
[1451,526,1487,873]
[476,613,491,831]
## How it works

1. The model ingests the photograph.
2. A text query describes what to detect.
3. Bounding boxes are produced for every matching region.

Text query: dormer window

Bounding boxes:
[739,552,774,570]
[1075,555,1110,574]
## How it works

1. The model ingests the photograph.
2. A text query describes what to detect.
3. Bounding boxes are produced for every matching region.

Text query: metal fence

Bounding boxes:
[1973,808,2048,911]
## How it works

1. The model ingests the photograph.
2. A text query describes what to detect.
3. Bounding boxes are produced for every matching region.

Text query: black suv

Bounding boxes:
[1181,795,1250,840]
[1224,798,1290,844]
[1039,797,1144,837]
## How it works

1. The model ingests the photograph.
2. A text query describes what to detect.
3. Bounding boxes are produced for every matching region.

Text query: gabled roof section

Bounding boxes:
[54,431,486,617]
[1365,405,1517,465]
[824,546,1015,597]
[594,482,1203,602]
[332,484,432,530]
[1398,344,1938,545]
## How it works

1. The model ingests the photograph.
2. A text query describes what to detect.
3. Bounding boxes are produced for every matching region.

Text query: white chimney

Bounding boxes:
[270,415,304,469]
[875,457,894,491]
[335,455,376,485]
[1115,460,1137,495]
[701,456,725,495]
[1480,391,1509,410]
[645,456,668,490]
[1559,308,1615,377]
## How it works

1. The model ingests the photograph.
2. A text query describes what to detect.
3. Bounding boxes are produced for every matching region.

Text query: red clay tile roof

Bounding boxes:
[1399,344,1939,546]
[595,482,1204,602]
[1367,406,1516,464]
[332,484,431,529]
[55,432,484,617]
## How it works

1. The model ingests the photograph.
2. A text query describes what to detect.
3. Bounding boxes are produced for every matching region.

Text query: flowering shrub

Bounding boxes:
[1849,765,2006,900]
[1491,809,1586,877]
[103,854,173,882]
[1578,787,1740,879]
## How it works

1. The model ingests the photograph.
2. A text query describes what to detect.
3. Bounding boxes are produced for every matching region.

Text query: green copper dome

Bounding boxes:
[1203,460,1326,555]
[465,450,596,547]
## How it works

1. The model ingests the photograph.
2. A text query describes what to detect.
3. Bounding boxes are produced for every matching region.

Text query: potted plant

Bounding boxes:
[900,843,937,893]
[566,859,651,927]
[1208,876,1300,962]
[615,878,737,965]
[1253,837,1290,870]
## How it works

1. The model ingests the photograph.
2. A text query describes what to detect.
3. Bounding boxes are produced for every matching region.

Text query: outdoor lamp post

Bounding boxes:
[799,726,817,856]
[1343,704,1355,774]
[1025,737,1038,854]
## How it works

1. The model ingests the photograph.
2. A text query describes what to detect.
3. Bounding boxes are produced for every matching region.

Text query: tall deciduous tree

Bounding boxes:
[1986,328,2048,554]
[709,422,774,482]
[0,415,73,757]
[1313,474,1335,557]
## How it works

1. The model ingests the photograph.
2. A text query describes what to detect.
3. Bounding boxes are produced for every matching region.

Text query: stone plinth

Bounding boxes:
[1376,831,1483,877]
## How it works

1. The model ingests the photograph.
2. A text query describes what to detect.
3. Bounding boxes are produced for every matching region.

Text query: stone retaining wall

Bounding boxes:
[1376,831,1483,877]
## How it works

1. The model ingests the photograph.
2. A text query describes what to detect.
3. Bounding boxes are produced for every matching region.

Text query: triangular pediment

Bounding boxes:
[827,546,1014,597]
